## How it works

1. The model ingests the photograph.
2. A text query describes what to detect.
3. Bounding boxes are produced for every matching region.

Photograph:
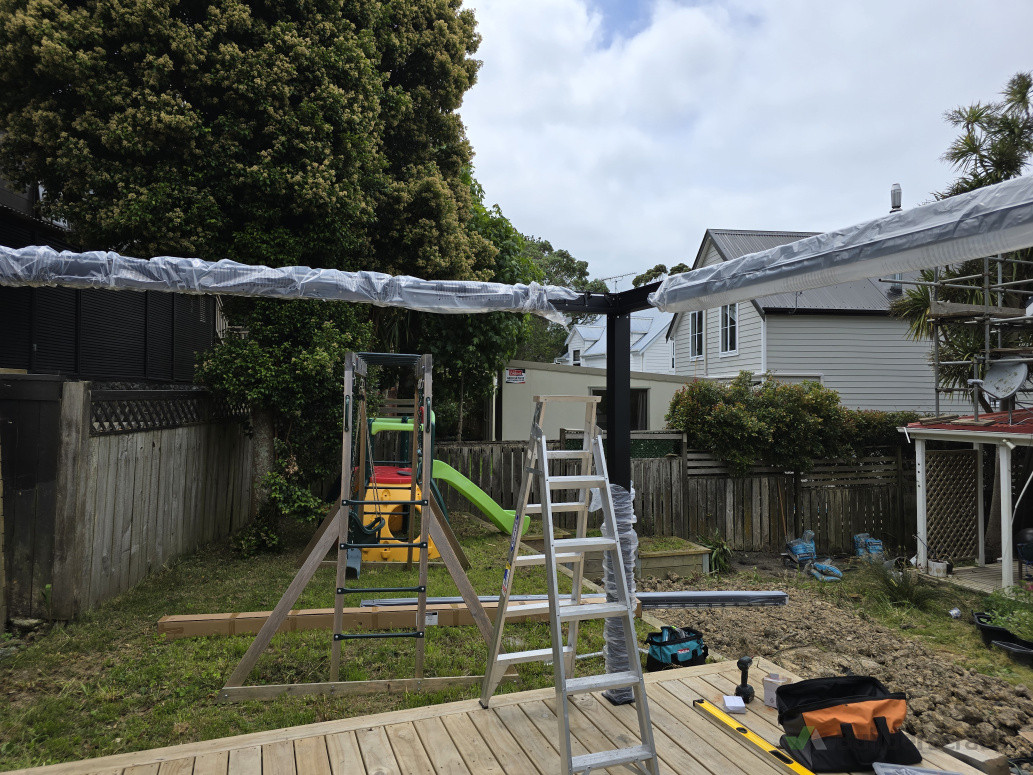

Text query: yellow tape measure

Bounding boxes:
[692,698,816,775]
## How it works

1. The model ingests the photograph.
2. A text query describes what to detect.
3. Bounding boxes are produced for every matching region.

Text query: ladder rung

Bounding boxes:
[496,646,573,667]
[534,395,601,403]
[547,475,606,489]
[512,551,582,567]
[547,450,592,460]
[564,670,640,695]
[571,745,653,773]
[554,536,617,553]
[523,502,587,515]
[504,601,630,622]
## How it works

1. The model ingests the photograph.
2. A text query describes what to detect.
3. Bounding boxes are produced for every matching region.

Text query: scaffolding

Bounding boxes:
[894,253,1033,418]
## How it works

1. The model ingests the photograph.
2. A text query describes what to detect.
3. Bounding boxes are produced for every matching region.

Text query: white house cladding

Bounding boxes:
[665,229,968,413]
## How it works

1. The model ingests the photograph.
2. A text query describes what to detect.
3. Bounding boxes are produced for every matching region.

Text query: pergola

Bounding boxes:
[3,174,1033,497]
[905,411,1033,589]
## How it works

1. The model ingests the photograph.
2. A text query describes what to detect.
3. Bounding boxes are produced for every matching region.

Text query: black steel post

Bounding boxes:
[605,311,632,489]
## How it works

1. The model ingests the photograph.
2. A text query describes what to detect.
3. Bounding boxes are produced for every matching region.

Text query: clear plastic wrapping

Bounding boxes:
[0,245,580,324]
[599,483,639,704]
[649,174,1033,313]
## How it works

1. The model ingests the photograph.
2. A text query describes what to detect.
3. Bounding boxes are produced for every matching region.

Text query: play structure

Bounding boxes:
[219,352,494,700]
[347,408,519,576]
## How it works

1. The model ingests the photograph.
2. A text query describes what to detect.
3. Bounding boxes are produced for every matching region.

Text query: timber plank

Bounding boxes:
[122,766,159,775]
[155,759,193,775]
[493,703,560,775]
[81,435,100,608]
[411,716,471,774]
[519,699,593,763]
[468,707,543,775]
[601,687,760,775]
[89,435,116,606]
[384,722,432,775]
[262,739,297,775]
[191,751,227,775]
[293,736,332,775]
[554,695,645,775]
[440,712,506,775]
[226,746,260,775]
[325,731,366,775]
[355,726,401,775]
[115,432,138,597]
[650,680,786,775]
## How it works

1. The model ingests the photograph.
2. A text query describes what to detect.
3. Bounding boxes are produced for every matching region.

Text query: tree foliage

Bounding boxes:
[512,237,606,363]
[664,373,908,476]
[0,0,488,278]
[632,262,690,288]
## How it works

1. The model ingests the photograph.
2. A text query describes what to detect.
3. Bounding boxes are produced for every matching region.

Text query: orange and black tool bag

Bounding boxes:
[775,676,922,771]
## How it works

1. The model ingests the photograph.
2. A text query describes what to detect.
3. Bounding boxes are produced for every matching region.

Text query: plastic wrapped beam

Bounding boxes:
[0,245,580,324]
[649,174,1033,313]
[599,483,639,705]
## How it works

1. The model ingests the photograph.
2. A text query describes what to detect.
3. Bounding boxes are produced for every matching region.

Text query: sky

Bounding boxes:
[458,0,1033,289]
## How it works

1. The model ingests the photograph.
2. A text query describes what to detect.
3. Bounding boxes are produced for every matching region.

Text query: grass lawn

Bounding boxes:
[0,512,643,772]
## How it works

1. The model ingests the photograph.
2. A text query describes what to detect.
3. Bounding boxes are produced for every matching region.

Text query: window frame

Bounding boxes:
[572,348,581,366]
[688,310,704,361]
[720,303,738,356]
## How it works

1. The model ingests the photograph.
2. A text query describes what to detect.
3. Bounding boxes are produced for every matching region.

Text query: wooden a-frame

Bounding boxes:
[219,352,492,701]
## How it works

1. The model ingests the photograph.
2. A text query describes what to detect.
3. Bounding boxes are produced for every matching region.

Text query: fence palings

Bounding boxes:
[434,443,915,555]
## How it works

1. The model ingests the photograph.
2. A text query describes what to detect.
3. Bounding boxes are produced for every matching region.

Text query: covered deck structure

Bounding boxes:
[906,409,1033,589]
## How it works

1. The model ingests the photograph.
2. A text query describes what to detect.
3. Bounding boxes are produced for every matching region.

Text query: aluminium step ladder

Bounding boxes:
[480,396,660,775]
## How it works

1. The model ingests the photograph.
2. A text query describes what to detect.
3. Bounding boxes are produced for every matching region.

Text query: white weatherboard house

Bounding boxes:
[667,228,962,413]
[562,306,676,373]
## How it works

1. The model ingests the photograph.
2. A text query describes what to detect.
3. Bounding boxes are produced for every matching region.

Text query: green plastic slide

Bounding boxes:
[431,459,525,535]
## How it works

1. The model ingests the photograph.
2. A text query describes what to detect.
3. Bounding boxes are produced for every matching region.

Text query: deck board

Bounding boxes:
[9,660,983,775]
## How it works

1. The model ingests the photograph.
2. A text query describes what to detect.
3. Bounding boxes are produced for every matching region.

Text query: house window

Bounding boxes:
[689,310,704,360]
[720,304,737,355]
[591,388,648,431]
[572,348,581,366]
[670,340,675,371]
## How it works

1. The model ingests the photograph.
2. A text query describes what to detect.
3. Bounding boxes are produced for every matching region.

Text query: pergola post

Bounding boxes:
[999,443,1015,588]
[605,311,632,490]
[915,438,927,571]
[975,442,985,566]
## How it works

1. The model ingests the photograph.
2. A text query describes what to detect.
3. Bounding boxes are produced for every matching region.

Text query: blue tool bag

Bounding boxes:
[645,626,708,672]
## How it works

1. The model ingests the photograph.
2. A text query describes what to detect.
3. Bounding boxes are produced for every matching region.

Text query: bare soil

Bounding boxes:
[640,559,1033,764]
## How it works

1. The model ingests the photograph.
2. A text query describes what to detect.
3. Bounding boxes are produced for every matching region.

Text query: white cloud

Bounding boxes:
[460,0,1033,285]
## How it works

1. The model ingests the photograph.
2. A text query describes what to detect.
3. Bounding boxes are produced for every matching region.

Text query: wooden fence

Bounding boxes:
[0,377,252,619]
[434,442,915,554]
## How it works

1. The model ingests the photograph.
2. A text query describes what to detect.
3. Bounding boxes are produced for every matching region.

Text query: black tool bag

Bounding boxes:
[775,676,922,772]
[644,626,708,671]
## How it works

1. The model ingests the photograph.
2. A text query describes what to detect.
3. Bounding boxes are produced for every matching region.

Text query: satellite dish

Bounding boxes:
[981,361,1028,399]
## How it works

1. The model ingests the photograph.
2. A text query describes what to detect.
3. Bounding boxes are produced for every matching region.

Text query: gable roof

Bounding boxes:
[699,228,902,314]
[580,307,674,358]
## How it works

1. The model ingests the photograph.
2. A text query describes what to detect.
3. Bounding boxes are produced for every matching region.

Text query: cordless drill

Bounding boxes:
[735,656,755,704]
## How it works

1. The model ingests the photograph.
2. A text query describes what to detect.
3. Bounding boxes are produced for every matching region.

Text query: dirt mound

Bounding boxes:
[642,574,1033,760]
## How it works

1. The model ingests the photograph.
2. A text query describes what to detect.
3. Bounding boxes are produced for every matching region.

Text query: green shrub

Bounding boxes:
[986,584,1033,641]
[861,561,939,610]
[843,410,921,454]
[667,372,847,475]
[696,530,732,574]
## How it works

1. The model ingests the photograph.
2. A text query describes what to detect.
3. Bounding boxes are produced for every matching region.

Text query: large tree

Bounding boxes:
[0,0,502,533]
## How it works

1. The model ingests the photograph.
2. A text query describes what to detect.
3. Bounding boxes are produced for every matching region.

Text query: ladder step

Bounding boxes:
[564,670,641,695]
[496,646,573,667]
[524,502,587,515]
[547,475,606,489]
[512,552,582,567]
[504,601,630,622]
[554,536,617,553]
[547,450,592,460]
[570,745,653,773]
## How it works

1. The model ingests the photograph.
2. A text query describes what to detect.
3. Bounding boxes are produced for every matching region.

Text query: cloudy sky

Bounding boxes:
[459,0,1033,288]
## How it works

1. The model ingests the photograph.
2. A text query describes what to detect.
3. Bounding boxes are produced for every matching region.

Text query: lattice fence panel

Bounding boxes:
[90,389,247,435]
[926,449,979,561]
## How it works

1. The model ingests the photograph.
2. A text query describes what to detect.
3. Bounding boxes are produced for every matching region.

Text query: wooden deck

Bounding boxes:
[946,561,1025,593]
[9,659,979,775]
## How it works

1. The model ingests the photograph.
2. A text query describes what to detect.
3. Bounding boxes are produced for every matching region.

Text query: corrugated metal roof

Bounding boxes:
[707,229,900,313]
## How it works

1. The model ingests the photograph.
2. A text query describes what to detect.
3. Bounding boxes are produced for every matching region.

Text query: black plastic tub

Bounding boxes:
[973,612,1033,649]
